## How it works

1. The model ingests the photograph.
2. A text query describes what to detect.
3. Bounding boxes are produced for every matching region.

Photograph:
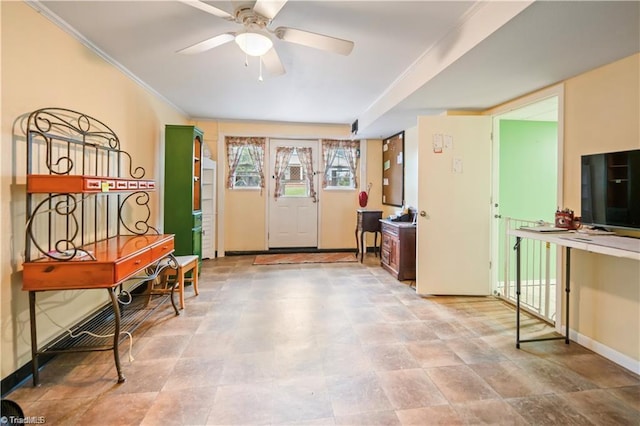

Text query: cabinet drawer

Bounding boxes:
[381,223,399,237]
[357,211,382,232]
[381,248,391,265]
[382,234,393,251]
[23,262,114,290]
[150,239,174,261]
[114,249,152,282]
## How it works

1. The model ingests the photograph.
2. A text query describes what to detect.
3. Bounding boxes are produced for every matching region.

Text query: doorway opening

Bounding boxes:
[491,93,562,325]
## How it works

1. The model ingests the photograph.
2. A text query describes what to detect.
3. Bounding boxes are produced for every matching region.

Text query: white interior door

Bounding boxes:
[268,139,319,248]
[416,115,492,295]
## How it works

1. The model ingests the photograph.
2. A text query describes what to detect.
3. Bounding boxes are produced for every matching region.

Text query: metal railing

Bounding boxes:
[496,217,557,323]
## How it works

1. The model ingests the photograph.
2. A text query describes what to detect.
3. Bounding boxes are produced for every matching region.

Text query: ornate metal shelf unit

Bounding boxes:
[22,108,177,385]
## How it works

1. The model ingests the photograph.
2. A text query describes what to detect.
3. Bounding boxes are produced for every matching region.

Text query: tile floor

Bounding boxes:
[5,254,640,425]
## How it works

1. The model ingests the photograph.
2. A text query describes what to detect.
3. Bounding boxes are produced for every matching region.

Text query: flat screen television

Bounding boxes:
[581,149,640,230]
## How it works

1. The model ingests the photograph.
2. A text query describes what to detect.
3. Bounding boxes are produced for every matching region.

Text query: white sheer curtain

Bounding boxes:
[321,139,360,188]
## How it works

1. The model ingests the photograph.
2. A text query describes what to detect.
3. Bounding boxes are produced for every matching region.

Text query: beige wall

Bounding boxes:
[403,126,419,209]
[362,139,384,248]
[192,119,384,251]
[562,53,639,362]
[1,2,188,379]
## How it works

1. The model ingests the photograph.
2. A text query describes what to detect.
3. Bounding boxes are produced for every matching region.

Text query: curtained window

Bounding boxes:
[321,139,360,189]
[226,137,265,190]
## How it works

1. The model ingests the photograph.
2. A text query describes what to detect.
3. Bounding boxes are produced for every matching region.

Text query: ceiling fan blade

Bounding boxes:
[253,0,288,21]
[261,48,286,76]
[177,33,235,55]
[177,0,232,19]
[274,27,354,56]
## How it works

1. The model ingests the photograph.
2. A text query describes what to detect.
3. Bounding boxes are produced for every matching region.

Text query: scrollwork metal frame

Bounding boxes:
[25,108,156,262]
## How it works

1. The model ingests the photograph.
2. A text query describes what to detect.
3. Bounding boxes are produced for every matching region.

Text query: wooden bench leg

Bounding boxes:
[192,260,199,296]
[178,267,186,310]
[178,258,199,309]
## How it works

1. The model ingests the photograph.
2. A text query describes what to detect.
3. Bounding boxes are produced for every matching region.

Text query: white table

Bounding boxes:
[508,229,640,348]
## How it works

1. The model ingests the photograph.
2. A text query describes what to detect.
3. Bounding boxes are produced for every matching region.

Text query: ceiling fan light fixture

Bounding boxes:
[235,31,273,57]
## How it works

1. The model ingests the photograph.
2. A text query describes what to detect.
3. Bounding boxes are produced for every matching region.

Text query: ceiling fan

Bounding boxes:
[176,0,355,78]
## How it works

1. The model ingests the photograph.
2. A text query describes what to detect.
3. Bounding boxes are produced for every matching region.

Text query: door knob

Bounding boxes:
[494,214,502,219]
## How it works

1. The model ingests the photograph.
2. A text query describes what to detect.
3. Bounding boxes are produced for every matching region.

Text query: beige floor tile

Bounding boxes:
[74,391,157,425]
[140,386,217,425]
[327,372,393,417]
[559,388,640,425]
[445,337,509,364]
[405,340,464,368]
[425,365,501,404]
[270,376,333,424]
[206,383,273,425]
[469,360,553,398]
[506,394,593,425]
[452,399,529,425]
[335,410,401,425]
[607,385,640,411]
[377,368,447,409]
[513,357,599,394]
[364,343,420,371]
[396,405,465,425]
[548,353,640,388]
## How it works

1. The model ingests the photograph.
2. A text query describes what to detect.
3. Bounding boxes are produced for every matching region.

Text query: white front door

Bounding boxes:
[416,115,492,295]
[268,139,319,248]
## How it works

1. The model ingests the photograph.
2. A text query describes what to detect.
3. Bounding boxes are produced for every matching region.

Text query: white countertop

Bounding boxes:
[508,229,640,261]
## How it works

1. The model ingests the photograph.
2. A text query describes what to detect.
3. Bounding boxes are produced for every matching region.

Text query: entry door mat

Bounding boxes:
[253,252,358,265]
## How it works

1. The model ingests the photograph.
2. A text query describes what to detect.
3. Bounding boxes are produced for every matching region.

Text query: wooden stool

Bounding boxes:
[160,255,199,309]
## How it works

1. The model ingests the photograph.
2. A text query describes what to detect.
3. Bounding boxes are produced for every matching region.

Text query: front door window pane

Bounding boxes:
[282,149,309,197]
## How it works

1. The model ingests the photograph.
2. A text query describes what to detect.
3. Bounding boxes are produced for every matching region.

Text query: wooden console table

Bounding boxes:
[355,209,382,262]
[509,228,640,349]
[23,234,177,385]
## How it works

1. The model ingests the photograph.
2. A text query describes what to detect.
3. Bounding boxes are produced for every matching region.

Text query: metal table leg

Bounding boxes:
[29,291,39,386]
[109,288,126,383]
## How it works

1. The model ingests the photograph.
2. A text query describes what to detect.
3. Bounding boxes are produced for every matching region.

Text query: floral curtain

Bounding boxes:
[296,147,316,202]
[321,139,360,188]
[225,136,266,190]
[273,146,294,199]
[246,142,265,193]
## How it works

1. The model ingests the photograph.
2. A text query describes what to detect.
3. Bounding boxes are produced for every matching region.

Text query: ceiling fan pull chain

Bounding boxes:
[259,58,264,82]
[244,51,248,67]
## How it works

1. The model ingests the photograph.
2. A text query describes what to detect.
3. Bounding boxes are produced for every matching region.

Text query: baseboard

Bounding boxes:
[569,329,640,375]
[1,354,55,397]
[225,248,357,256]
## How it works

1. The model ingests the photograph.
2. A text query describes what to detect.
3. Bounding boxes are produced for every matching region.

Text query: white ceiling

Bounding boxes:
[32,1,639,139]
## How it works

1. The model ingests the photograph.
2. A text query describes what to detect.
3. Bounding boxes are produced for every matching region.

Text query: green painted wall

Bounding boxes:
[498,119,558,288]
[499,120,558,222]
